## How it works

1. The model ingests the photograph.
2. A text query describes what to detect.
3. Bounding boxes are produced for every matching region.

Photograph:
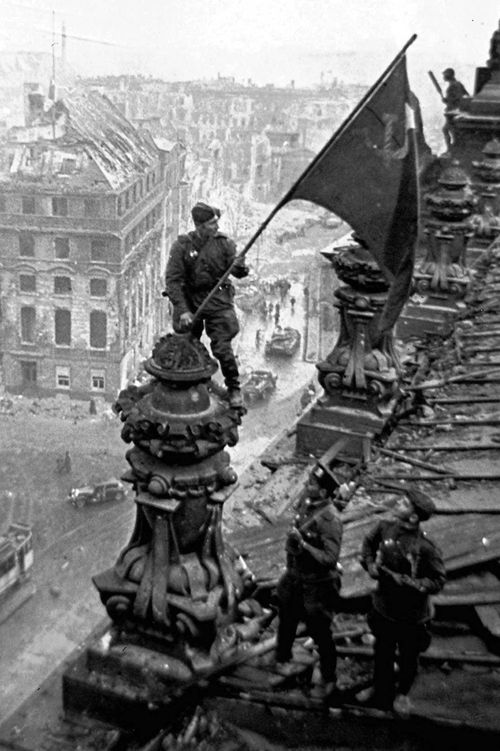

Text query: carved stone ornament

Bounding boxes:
[417,161,475,297]
[318,237,399,401]
[91,333,266,688]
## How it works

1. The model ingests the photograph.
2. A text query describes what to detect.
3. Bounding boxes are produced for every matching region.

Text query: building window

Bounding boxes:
[22,196,35,214]
[19,233,35,257]
[19,274,36,293]
[90,278,107,297]
[117,195,124,215]
[60,158,76,174]
[90,310,106,349]
[20,360,37,386]
[54,276,72,295]
[52,196,68,216]
[91,370,105,391]
[54,308,71,346]
[90,238,106,261]
[20,306,35,343]
[84,198,100,217]
[56,366,70,389]
[54,237,70,259]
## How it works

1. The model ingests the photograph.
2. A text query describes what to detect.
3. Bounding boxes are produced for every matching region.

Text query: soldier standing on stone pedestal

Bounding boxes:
[164,201,249,408]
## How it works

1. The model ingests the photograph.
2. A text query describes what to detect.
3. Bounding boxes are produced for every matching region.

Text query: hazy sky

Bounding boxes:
[1,1,499,103]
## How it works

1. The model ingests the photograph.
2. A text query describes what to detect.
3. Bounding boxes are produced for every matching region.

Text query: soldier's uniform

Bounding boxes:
[165,211,248,393]
[442,68,469,149]
[276,476,342,689]
[360,504,446,710]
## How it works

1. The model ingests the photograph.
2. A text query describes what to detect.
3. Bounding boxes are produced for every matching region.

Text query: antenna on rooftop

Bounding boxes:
[50,9,56,138]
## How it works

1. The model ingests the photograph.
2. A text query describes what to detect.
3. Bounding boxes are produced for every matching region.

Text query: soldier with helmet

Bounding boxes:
[164,201,249,408]
[357,488,446,717]
[275,465,343,700]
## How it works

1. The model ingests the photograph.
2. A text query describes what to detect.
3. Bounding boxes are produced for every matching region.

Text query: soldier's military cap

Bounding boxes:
[191,201,221,225]
[405,488,436,521]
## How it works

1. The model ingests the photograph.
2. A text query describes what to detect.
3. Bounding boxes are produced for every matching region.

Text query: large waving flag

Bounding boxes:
[285,44,419,338]
[191,38,419,335]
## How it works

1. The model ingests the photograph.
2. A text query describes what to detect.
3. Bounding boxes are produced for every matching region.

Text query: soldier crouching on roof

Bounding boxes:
[164,201,249,409]
[275,465,343,700]
[356,488,446,717]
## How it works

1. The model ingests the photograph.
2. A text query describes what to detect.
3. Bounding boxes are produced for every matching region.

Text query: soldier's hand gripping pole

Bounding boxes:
[428,70,444,101]
[190,202,284,325]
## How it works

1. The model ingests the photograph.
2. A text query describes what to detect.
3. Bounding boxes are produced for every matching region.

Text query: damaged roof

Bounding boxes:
[63,91,158,190]
[2,90,160,191]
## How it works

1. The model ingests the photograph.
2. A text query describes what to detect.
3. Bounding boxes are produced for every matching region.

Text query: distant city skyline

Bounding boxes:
[0,1,497,83]
[1,0,499,142]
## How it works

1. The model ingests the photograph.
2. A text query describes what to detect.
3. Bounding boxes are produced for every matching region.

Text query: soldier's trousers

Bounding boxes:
[368,609,431,705]
[276,572,338,682]
[174,306,240,390]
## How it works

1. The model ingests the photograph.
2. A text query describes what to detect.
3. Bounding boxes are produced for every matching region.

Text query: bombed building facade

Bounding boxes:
[0,89,187,401]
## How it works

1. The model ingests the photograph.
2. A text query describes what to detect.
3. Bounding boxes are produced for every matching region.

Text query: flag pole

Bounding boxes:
[188,34,417,323]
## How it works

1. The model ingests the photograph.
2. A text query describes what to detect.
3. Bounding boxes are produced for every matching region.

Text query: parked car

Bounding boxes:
[68,478,126,509]
[241,369,278,405]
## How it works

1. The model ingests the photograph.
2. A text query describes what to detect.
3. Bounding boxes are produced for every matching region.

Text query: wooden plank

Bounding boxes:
[475,604,500,638]
[375,472,500,481]
[386,443,500,452]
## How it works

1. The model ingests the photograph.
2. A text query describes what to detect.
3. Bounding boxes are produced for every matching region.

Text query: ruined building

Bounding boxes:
[0,89,188,401]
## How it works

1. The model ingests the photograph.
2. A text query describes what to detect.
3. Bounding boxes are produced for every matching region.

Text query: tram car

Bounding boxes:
[0,523,33,599]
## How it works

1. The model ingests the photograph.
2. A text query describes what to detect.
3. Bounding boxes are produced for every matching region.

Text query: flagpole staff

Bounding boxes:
[189,34,417,324]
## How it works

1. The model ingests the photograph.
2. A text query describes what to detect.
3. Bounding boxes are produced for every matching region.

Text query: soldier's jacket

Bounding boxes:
[361,519,446,624]
[164,231,248,315]
[444,80,468,111]
[286,497,343,585]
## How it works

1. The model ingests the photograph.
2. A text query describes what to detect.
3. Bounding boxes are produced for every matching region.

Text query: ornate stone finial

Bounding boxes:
[88,332,261,707]
[317,235,398,401]
[144,332,217,383]
[487,21,500,70]
[472,138,500,184]
[426,160,477,222]
[417,161,475,299]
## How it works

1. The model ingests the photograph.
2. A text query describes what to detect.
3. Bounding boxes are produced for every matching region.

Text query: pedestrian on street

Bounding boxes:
[356,489,446,717]
[274,302,281,326]
[441,67,468,151]
[290,295,296,314]
[255,329,263,349]
[275,465,343,700]
[298,383,316,414]
[164,201,249,408]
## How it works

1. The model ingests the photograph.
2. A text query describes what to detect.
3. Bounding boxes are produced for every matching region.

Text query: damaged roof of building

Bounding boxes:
[1,90,160,192]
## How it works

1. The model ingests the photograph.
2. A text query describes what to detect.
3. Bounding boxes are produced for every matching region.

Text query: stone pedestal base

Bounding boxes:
[295,395,397,462]
[63,625,189,730]
[397,297,467,339]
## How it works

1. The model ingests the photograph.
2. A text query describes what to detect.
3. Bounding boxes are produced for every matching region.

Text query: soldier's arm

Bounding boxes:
[302,513,342,569]
[224,237,249,279]
[412,543,447,594]
[360,522,382,571]
[164,241,190,314]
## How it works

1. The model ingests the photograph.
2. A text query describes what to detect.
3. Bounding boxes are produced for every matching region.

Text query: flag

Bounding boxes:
[284,53,419,338]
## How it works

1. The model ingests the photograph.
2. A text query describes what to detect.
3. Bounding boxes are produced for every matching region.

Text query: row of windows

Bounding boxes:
[20,307,107,349]
[0,195,103,218]
[124,203,162,253]
[18,234,107,261]
[117,170,161,216]
[19,274,107,297]
[55,366,105,391]
[19,360,106,391]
